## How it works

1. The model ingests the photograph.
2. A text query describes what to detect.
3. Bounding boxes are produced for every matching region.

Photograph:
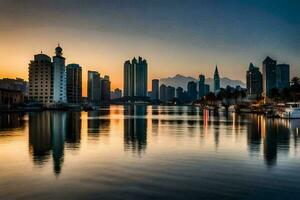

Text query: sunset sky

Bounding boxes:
[0,0,299,96]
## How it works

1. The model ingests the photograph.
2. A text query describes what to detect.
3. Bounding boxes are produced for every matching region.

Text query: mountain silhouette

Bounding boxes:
[160,74,245,91]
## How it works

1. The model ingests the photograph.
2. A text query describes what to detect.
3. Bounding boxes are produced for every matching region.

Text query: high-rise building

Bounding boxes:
[176,86,184,98]
[198,74,205,99]
[246,63,262,97]
[166,86,175,102]
[123,57,148,98]
[52,44,67,103]
[214,65,220,94]
[159,84,167,103]
[66,64,82,104]
[205,84,210,95]
[276,64,290,91]
[151,79,159,100]
[187,81,197,101]
[262,56,277,97]
[87,71,101,104]
[28,53,53,104]
[101,75,111,102]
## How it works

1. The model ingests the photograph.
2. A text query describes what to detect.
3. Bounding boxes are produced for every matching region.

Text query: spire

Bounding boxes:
[214,65,219,76]
[55,44,63,56]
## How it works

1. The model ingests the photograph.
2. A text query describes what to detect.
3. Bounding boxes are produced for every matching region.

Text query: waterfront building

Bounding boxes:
[159,84,167,103]
[176,87,184,99]
[101,75,111,102]
[198,74,205,99]
[0,78,28,96]
[276,64,290,91]
[87,71,101,104]
[111,88,122,99]
[187,81,197,101]
[151,79,159,100]
[246,63,262,98]
[66,64,82,104]
[166,86,175,102]
[28,53,53,104]
[123,57,148,98]
[214,65,220,94]
[0,88,24,107]
[262,56,277,97]
[52,45,67,103]
[205,84,210,95]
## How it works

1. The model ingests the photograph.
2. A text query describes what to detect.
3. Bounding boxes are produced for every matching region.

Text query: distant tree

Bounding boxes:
[270,88,280,101]
[291,77,300,86]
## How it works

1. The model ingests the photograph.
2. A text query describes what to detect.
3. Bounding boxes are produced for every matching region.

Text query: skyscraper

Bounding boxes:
[214,65,220,94]
[246,63,262,97]
[159,84,167,103]
[151,79,159,100]
[205,84,210,95]
[28,53,53,104]
[52,45,67,103]
[198,74,205,99]
[87,71,101,104]
[66,64,82,104]
[101,75,111,102]
[276,64,290,91]
[123,57,148,98]
[187,81,197,101]
[166,86,175,102]
[262,56,277,97]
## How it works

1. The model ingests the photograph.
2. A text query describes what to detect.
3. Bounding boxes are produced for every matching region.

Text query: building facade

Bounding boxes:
[166,86,175,102]
[28,54,53,104]
[214,65,220,94]
[87,71,101,104]
[66,64,82,104]
[0,88,24,107]
[123,57,148,98]
[0,78,28,97]
[151,79,159,100]
[187,81,197,101]
[159,84,167,103]
[198,74,205,99]
[246,63,262,97]
[101,75,111,102]
[276,64,290,91]
[262,56,277,97]
[52,45,67,103]
[111,88,122,99]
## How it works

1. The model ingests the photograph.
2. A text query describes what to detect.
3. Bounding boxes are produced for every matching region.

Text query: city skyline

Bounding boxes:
[0,0,299,96]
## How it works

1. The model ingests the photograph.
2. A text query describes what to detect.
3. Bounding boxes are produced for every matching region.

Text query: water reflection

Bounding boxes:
[29,111,81,175]
[124,105,147,154]
[87,107,110,139]
[0,113,25,131]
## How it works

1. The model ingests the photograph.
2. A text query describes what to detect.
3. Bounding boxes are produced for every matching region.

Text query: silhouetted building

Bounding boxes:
[198,74,205,99]
[187,81,197,101]
[159,84,167,103]
[246,63,262,97]
[28,53,53,104]
[123,57,148,98]
[101,75,111,102]
[276,64,290,91]
[87,71,101,104]
[52,45,67,103]
[111,88,122,99]
[214,65,220,94]
[151,79,159,100]
[166,86,175,102]
[0,78,28,96]
[176,87,184,99]
[66,64,82,104]
[263,56,277,97]
[205,84,210,95]
[0,88,24,107]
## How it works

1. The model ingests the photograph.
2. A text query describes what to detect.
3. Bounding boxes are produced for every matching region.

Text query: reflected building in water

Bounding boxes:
[87,107,111,139]
[29,111,81,175]
[124,105,147,154]
[247,116,291,167]
[0,113,25,131]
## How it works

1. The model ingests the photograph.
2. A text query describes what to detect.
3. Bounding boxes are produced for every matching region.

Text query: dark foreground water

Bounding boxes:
[0,105,300,200]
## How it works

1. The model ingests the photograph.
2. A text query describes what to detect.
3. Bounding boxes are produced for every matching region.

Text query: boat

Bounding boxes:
[279,103,300,119]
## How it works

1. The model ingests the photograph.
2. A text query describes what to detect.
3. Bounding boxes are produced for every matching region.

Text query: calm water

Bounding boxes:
[0,105,300,200]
